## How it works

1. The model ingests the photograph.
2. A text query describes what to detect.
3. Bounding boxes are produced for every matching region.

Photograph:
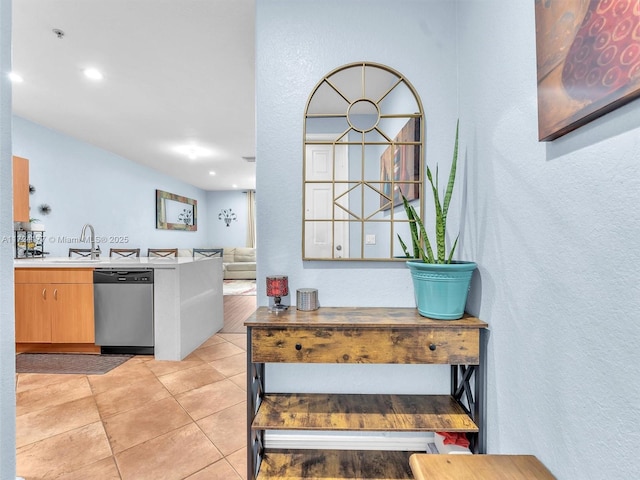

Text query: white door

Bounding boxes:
[305,136,349,258]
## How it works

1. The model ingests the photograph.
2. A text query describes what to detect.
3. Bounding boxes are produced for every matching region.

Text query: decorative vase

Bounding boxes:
[406,260,477,320]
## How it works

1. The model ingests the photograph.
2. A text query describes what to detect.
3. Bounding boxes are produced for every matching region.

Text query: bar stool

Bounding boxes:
[69,248,93,257]
[147,248,178,258]
[110,248,141,258]
[193,248,223,258]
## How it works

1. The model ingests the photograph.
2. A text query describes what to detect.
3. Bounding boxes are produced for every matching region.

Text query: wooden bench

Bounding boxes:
[409,454,556,479]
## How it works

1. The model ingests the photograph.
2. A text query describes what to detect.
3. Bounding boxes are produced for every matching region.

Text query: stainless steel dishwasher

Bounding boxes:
[94,269,154,355]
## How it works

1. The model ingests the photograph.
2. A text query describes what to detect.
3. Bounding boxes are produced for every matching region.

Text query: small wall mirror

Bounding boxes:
[303,62,424,260]
[156,189,198,231]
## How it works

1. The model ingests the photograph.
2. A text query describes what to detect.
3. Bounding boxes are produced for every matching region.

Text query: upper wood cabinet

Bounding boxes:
[13,156,30,222]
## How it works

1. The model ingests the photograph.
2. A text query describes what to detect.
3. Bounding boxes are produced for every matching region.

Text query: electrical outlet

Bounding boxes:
[365,234,376,245]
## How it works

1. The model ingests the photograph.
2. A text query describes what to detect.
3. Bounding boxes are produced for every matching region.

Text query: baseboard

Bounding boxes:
[264,431,435,451]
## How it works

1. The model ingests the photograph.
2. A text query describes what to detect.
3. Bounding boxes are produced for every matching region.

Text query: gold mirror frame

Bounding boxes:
[156,189,198,231]
[303,62,424,261]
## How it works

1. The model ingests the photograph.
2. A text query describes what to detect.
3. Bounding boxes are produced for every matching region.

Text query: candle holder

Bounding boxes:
[266,275,289,312]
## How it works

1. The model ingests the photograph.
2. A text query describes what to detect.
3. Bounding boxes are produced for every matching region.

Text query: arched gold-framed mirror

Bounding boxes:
[303,62,424,260]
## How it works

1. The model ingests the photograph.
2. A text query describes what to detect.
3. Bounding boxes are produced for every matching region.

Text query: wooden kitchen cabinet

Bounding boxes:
[13,156,29,222]
[15,283,52,342]
[15,268,97,353]
[245,307,488,480]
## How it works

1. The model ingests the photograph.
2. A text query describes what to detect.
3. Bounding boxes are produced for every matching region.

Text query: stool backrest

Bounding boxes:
[147,248,178,258]
[193,248,223,258]
[69,248,93,257]
[110,248,141,258]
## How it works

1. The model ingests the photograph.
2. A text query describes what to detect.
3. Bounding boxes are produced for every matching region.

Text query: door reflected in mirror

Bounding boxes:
[303,62,424,260]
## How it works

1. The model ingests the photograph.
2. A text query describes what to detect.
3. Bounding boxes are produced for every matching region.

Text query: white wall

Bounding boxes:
[0,0,15,476]
[256,0,640,478]
[12,116,210,257]
[456,1,640,478]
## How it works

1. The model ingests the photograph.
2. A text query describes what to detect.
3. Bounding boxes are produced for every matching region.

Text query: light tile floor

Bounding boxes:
[16,333,247,480]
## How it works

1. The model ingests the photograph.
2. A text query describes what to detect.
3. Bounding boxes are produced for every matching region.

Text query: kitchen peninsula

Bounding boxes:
[14,256,223,361]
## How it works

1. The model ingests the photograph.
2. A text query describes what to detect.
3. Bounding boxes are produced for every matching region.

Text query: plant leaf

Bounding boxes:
[442,119,459,218]
[398,120,461,264]
[427,166,445,263]
[413,205,434,263]
[401,194,420,258]
[441,119,459,260]
[397,234,410,258]
[409,205,424,260]
[447,235,459,264]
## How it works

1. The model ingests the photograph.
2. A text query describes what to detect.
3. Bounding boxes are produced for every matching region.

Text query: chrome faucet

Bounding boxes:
[80,223,100,259]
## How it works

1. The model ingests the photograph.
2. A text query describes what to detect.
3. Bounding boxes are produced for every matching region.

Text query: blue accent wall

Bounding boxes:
[3,1,640,478]
[206,190,250,247]
[12,116,212,257]
[256,1,640,479]
[0,0,16,476]
[255,0,457,453]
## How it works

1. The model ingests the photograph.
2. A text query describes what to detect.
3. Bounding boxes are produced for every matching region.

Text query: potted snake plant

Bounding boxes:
[398,120,476,320]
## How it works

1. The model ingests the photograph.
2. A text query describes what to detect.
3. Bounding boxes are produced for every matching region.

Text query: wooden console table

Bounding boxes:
[245,306,488,480]
[409,454,556,479]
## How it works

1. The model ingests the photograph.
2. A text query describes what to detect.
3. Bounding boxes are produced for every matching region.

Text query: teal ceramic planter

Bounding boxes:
[406,260,477,320]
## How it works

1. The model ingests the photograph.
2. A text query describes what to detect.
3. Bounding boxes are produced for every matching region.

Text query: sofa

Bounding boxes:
[221,247,256,280]
[179,247,256,280]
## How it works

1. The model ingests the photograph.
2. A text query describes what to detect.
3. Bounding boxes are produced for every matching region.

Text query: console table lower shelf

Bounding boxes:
[252,393,478,479]
[258,450,416,479]
[253,393,478,432]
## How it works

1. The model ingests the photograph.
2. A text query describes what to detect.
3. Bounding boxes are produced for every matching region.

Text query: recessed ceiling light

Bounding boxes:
[209,171,216,175]
[174,144,211,160]
[9,72,23,83]
[232,184,238,189]
[83,68,104,80]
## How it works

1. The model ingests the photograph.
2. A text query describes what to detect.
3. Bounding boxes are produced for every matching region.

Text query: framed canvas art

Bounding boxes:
[535,0,640,141]
[379,117,421,210]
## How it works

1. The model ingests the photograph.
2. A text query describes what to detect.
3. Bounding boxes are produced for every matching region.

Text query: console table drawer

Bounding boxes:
[251,327,479,364]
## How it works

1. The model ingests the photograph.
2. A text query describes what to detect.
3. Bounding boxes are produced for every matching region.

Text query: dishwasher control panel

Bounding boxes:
[94,269,154,284]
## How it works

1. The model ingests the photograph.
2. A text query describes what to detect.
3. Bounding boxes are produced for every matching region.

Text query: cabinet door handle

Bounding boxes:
[42,288,46,299]
[295,343,302,351]
[54,289,58,300]
[429,343,437,351]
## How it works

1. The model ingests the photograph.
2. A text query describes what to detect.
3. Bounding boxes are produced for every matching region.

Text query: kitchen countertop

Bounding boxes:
[14,256,223,361]
[14,256,211,269]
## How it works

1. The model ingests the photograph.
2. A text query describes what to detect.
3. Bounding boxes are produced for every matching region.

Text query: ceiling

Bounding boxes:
[11,0,256,191]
